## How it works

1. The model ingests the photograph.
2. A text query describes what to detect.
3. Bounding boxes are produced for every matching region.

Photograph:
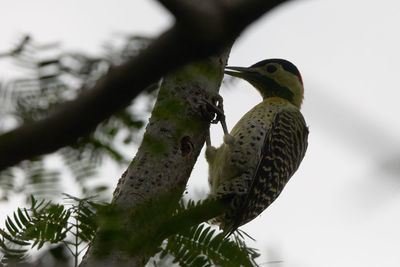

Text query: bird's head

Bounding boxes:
[224,59,304,108]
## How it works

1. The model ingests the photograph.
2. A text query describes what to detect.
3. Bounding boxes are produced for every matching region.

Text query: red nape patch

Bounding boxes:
[298,72,303,85]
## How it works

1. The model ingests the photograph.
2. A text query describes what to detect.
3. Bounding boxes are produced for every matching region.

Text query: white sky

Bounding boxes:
[1,0,400,266]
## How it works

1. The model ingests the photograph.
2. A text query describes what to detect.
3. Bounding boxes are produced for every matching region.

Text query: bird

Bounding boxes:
[205,58,309,234]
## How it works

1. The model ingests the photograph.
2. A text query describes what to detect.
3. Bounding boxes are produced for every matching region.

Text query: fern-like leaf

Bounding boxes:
[0,196,74,264]
[157,199,260,267]
[161,223,259,267]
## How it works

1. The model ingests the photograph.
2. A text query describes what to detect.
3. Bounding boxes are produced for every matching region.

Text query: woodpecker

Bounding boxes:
[206,58,308,234]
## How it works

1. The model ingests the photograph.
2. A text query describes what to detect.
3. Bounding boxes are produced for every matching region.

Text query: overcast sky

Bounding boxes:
[1,0,400,266]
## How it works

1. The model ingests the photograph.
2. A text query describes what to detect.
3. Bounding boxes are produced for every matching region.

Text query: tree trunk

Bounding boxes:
[80,48,231,266]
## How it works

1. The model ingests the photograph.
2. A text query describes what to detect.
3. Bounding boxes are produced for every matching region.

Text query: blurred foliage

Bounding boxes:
[0,195,98,266]
[0,159,61,202]
[0,34,159,201]
[0,197,259,267]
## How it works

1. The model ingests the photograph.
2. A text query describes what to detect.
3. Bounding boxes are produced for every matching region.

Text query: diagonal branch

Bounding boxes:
[0,0,290,171]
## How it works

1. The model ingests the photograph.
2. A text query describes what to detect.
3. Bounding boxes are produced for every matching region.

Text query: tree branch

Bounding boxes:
[0,0,290,170]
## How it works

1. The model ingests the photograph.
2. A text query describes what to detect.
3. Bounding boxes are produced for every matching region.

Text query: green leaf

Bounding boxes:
[17,208,30,227]
[193,224,204,241]
[0,229,30,246]
[6,216,19,236]
[198,226,210,243]
[13,212,23,229]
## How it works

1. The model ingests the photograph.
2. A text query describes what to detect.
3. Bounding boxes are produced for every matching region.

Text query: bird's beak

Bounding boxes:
[224,66,257,79]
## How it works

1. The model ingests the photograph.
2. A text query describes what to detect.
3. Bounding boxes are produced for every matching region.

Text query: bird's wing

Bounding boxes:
[228,107,309,234]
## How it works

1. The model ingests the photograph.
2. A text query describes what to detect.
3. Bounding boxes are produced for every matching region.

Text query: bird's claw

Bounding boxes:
[200,94,225,125]
[200,94,230,136]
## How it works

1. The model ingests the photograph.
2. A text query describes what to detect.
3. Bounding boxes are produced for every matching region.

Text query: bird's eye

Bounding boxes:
[266,65,277,73]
